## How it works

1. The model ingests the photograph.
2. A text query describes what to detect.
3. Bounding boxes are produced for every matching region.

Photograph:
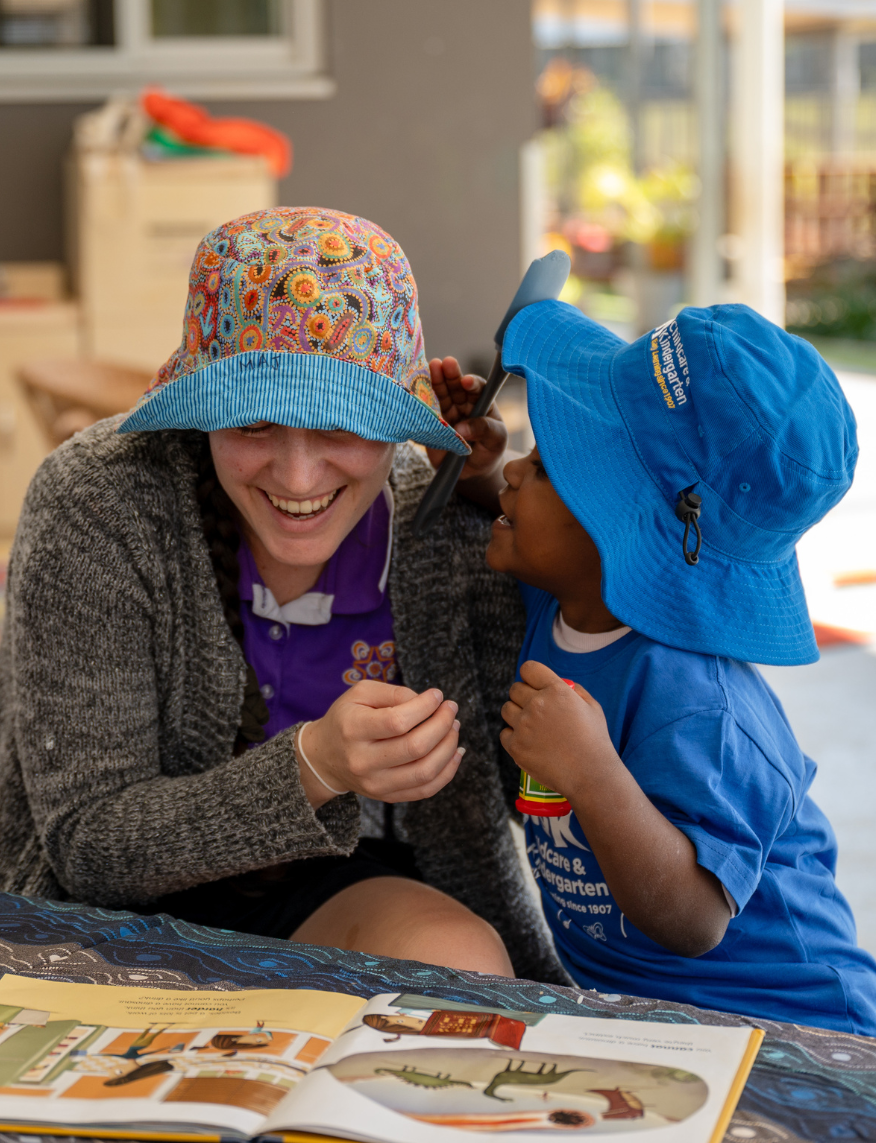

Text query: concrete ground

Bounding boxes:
[760,645,876,957]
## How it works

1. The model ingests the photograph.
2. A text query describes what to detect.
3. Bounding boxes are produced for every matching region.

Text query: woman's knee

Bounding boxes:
[290,877,515,977]
[432,913,515,977]
[400,892,515,977]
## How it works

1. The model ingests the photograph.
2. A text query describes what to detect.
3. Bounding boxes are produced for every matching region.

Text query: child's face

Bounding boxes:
[487,448,603,599]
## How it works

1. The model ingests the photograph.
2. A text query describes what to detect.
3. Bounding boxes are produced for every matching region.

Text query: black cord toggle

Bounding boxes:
[675,488,703,566]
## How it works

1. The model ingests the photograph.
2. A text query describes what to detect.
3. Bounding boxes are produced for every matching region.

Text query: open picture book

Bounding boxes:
[0,974,762,1142]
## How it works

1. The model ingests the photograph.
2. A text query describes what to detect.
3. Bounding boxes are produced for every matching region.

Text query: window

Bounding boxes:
[151,0,281,39]
[0,0,114,48]
[0,0,332,101]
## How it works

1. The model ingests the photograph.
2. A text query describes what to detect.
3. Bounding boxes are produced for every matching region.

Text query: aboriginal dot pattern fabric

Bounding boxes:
[119,207,468,454]
[6,889,876,1143]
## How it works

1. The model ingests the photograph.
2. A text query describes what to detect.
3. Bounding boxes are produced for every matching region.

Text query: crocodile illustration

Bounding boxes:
[484,1058,591,1102]
[375,1064,474,1090]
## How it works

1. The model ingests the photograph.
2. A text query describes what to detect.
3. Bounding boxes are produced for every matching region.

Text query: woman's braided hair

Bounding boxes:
[195,436,270,755]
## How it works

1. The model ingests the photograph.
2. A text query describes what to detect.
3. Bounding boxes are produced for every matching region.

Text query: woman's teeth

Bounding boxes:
[266,489,339,519]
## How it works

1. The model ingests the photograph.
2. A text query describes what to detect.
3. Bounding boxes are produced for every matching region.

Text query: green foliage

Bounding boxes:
[543,81,697,246]
[560,275,637,324]
[786,260,876,341]
[567,87,632,169]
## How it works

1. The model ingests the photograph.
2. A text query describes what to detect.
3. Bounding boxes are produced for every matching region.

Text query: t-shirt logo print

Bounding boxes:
[343,640,398,685]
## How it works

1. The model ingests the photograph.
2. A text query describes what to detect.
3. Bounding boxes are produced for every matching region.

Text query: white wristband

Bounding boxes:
[297,722,349,797]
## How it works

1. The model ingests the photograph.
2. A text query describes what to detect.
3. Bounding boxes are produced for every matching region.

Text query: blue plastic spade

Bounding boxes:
[411,249,571,536]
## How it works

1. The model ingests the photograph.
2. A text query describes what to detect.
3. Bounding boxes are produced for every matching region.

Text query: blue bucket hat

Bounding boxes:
[502,300,858,666]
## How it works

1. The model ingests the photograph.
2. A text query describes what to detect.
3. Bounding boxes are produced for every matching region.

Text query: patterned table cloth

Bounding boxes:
[0,891,874,1143]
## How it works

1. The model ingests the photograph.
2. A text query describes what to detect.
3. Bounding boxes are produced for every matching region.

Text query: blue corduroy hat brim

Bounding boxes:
[502,301,819,666]
[118,352,470,456]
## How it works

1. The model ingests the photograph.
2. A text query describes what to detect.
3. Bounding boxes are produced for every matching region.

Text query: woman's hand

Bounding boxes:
[426,356,509,512]
[298,681,463,809]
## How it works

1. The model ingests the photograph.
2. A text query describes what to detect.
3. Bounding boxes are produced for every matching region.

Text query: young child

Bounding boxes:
[445,300,876,1035]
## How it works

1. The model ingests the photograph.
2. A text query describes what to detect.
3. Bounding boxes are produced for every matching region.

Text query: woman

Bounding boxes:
[0,206,562,983]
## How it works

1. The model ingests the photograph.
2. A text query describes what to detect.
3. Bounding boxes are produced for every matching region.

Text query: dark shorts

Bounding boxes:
[149,838,421,941]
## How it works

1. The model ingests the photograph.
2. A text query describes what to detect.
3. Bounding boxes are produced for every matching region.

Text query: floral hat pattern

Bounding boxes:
[119,206,469,455]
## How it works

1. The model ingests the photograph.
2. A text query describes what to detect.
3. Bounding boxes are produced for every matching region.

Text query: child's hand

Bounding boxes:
[298,680,463,809]
[426,355,508,486]
[500,660,618,798]
[504,661,732,959]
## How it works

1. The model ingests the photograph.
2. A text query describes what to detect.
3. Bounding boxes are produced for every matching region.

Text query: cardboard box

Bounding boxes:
[0,262,66,302]
[70,152,276,372]
[0,301,80,538]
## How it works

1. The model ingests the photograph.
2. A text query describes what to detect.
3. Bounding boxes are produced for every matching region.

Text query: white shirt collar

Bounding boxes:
[249,484,394,630]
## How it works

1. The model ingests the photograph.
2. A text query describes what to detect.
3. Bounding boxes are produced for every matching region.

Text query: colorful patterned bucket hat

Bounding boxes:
[119,206,468,455]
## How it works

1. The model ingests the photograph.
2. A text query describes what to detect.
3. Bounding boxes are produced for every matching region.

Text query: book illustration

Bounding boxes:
[0,978,762,1142]
[326,1047,709,1133]
[373,1065,474,1089]
[0,983,356,1121]
[410,1109,598,1131]
[363,1009,527,1049]
[483,1059,591,1101]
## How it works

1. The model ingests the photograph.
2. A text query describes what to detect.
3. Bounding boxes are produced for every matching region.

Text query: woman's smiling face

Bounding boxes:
[209,423,395,573]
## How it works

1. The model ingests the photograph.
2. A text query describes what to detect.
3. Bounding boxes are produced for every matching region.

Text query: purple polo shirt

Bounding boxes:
[238,487,399,740]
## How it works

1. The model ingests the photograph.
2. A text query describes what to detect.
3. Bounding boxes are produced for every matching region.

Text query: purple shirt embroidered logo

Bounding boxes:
[237,486,399,740]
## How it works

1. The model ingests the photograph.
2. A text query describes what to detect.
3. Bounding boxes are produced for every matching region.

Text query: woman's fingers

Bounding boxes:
[375,731,464,802]
[372,702,460,770]
[363,687,449,741]
[384,749,464,803]
[304,681,467,805]
[349,680,419,708]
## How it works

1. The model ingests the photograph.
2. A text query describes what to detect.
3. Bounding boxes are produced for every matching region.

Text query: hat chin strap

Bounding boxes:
[675,488,703,566]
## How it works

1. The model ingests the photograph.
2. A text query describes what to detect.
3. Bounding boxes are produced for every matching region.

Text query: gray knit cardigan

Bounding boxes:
[0,421,565,984]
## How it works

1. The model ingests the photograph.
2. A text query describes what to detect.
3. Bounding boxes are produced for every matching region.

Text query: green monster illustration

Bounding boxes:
[375,1064,474,1090]
[484,1058,590,1102]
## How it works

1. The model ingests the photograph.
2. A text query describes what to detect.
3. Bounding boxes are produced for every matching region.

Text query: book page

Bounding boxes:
[0,975,366,1139]
[267,993,761,1143]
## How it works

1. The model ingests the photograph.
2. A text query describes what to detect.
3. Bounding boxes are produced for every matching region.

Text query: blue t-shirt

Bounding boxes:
[517,582,876,1036]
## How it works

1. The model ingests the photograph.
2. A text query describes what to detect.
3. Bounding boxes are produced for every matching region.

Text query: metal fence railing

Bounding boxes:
[785,162,876,271]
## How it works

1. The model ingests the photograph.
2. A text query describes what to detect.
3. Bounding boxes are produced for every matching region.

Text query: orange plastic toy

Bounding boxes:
[141,87,292,177]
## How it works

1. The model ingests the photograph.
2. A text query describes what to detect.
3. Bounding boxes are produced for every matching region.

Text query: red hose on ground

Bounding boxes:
[141,86,292,177]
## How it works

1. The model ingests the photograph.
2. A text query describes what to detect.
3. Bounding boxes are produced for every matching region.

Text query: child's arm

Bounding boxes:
[502,660,731,958]
[426,355,509,514]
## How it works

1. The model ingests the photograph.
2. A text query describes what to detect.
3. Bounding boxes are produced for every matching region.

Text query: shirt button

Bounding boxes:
[260,683,275,700]
[269,624,283,641]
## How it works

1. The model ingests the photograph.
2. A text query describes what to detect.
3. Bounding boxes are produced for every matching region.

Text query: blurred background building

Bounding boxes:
[0,0,875,952]
[0,0,535,532]
[532,0,876,343]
